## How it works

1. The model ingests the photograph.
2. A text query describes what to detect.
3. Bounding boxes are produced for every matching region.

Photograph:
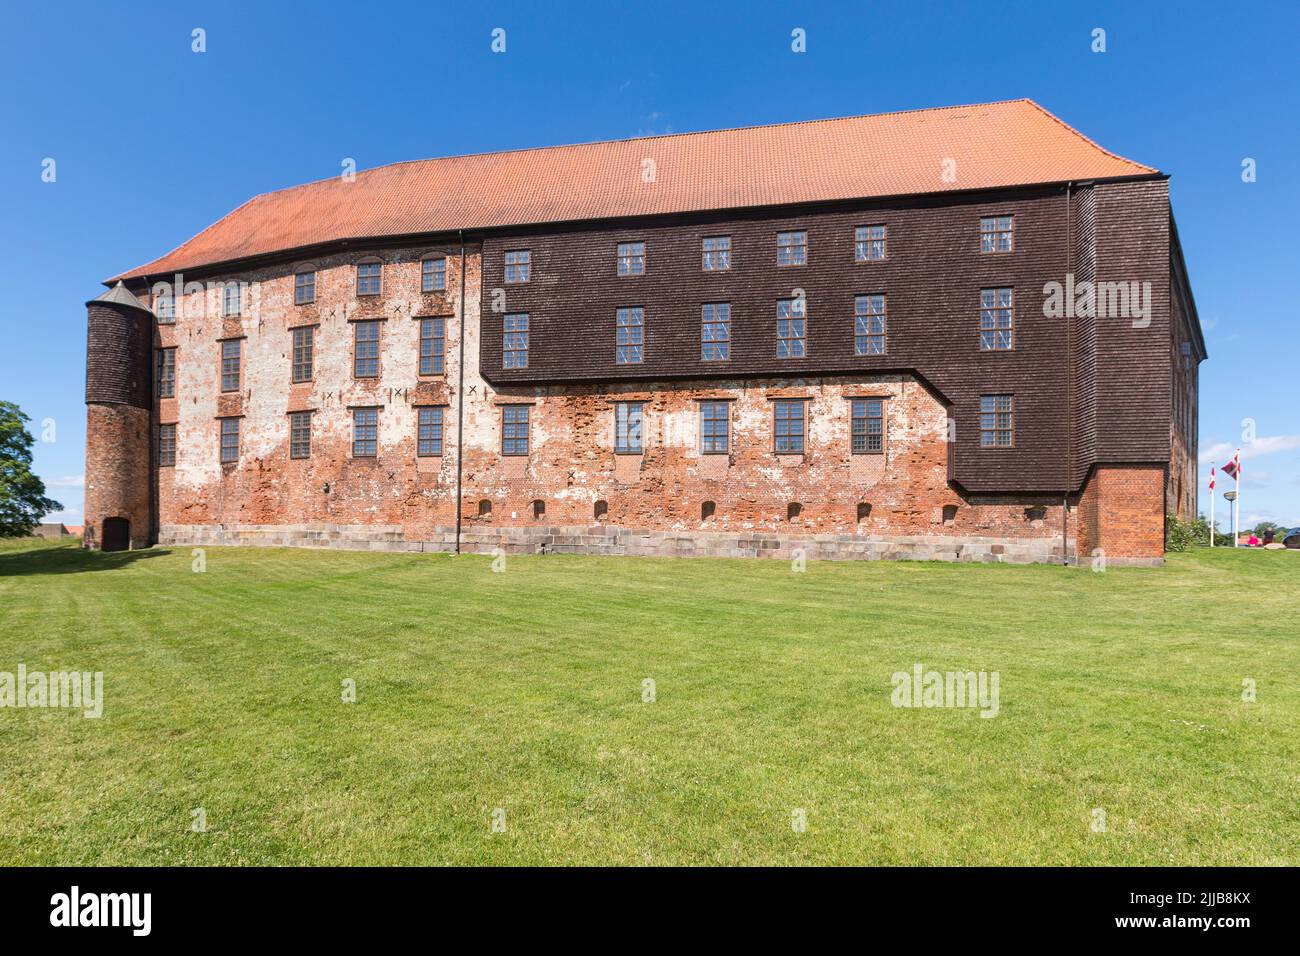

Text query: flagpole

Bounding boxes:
[1233,448,1241,547]
[1209,466,1215,547]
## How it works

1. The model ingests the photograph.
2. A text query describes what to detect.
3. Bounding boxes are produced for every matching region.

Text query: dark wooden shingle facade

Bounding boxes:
[480,177,1203,495]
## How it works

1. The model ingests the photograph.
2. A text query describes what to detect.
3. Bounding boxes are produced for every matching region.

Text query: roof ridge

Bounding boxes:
[232,99,1043,203]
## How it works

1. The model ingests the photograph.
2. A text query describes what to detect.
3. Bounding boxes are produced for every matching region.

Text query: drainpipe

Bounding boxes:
[1063,182,1073,566]
[454,230,467,554]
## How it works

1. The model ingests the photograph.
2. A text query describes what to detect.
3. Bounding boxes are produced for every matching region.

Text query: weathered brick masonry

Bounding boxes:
[84,101,1205,564]
[1076,464,1167,559]
[84,293,153,550]
[135,249,1066,550]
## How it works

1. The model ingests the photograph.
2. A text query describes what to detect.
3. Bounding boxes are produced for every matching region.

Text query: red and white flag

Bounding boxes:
[1222,453,1240,480]
[1209,466,1215,491]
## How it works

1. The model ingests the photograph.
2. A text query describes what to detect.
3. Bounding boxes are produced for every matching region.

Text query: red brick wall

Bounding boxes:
[106,216,1182,561]
[84,403,152,550]
[140,247,1069,543]
[1076,463,1165,558]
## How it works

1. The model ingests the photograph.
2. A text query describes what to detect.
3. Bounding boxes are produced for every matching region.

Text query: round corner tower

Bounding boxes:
[84,282,154,551]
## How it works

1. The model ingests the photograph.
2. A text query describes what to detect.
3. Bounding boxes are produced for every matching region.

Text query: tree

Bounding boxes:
[1198,513,1233,547]
[0,401,62,537]
[1251,521,1281,538]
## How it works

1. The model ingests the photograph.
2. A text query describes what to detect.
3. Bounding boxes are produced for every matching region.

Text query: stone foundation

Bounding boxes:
[156,521,1108,565]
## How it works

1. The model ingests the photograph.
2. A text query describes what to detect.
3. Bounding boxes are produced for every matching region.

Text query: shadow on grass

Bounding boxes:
[0,544,170,577]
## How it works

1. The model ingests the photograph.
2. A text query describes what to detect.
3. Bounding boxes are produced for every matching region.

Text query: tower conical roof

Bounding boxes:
[87,280,152,314]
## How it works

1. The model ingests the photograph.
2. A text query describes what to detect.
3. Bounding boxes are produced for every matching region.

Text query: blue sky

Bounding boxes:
[2,0,1297,528]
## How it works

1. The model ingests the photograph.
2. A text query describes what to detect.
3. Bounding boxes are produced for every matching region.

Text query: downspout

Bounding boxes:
[147,284,160,547]
[454,231,467,555]
[1063,182,1073,566]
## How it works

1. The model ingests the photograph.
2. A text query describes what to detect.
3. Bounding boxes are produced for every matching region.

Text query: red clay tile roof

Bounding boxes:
[112,99,1157,282]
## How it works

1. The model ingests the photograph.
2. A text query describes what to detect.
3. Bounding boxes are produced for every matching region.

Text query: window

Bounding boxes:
[617,241,645,276]
[615,402,643,453]
[504,250,530,283]
[852,399,884,454]
[980,395,1013,447]
[616,307,643,364]
[354,321,380,377]
[294,270,315,305]
[854,295,887,355]
[702,236,731,271]
[777,230,807,266]
[356,262,382,296]
[701,303,730,360]
[220,340,241,392]
[417,407,444,456]
[289,411,312,459]
[422,257,447,293]
[501,405,529,456]
[157,348,176,398]
[979,288,1013,351]
[222,282,242,316]
[159,423,176,466]
[699,400,730,454]
[773,399,807,453]
[420,318,445,375]
[980,216,1013,253]
[155,291,175,322]
[777,298,806,358]
[352,407,378,457]
[503,314,529,368]
[219,417,239,463]
[292,326,314,382]
[855,224,886,261]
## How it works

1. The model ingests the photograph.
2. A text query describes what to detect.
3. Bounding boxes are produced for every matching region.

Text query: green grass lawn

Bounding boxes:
[0,536,1296,865]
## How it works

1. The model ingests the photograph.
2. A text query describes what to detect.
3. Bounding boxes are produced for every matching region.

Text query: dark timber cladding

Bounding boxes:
[85,300,153,407]
[480,177,1175,494]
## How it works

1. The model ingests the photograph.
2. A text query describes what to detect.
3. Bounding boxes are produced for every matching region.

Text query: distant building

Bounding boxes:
[31,523,71,539]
